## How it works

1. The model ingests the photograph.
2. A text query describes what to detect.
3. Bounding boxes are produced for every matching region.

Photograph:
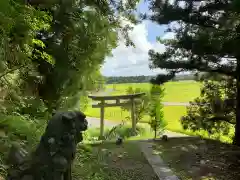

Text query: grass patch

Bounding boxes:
[106,81,201,102]
[83,123,154,142]
[73,142,158,180]
[85,105,187,132]
[152,137,240,180]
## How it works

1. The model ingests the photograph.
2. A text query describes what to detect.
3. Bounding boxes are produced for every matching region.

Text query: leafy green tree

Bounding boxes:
[0,0,52,119]
[149,84,166,139]
[0,1,141,177]
[0,0,51,79]
[24,0,140,113]
[146,0,240,145]
[180,72,236,141]
[0,0,141,116]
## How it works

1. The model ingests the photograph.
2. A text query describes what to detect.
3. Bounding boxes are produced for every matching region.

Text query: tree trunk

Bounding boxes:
[233,59,240,146]
[154,125,157,139]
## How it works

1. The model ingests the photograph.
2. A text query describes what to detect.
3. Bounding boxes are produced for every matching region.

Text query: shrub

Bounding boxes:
[149,84,167,139]
[84,123,151,141]
[0,114,43,149]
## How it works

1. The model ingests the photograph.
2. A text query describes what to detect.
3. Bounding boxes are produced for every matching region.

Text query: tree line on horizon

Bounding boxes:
[104,73,197,84]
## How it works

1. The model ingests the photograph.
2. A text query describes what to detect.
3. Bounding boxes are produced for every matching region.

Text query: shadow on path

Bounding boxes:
[152,136,240,180]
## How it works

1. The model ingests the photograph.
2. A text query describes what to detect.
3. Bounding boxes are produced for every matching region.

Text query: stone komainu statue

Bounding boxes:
[6,111,88,180]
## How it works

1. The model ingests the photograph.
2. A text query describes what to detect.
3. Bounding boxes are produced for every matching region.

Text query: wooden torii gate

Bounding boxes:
[88,92,145,139]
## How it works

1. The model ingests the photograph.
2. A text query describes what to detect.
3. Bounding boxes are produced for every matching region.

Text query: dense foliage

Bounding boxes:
[0,0,140,178]
[182,77,236,140]
[146,0,240,145]
[0,0,141,115]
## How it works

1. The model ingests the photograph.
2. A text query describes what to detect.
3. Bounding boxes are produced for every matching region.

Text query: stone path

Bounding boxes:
[139,141,180,180]
[87,116,117,128]
[87,117,186,179]
[162,102,189,106]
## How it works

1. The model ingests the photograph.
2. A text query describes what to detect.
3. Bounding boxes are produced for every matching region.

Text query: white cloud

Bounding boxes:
[101,21,168,76]
[162,32,175,40]
[101,0,196,77]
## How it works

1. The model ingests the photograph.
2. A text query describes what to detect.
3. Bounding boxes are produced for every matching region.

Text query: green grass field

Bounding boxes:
[85,105,187,132]
[106,80,201,102]
[84,81,201,133]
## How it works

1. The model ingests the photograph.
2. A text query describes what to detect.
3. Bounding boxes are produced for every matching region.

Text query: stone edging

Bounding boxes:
[139,141,180,180]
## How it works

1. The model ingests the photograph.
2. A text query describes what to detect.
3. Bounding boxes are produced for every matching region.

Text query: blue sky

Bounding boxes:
[136,1,166,42]
[101,0,171,77]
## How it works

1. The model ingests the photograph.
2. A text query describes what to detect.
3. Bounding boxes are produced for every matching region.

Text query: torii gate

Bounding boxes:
[88,92,145,139]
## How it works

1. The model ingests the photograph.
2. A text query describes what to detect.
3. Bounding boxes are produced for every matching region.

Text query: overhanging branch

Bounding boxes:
[0,65,26,80]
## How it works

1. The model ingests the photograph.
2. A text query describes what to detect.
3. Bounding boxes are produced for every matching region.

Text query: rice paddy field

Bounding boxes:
[84,81,202,133]
[106,81,201,102]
